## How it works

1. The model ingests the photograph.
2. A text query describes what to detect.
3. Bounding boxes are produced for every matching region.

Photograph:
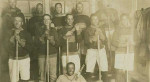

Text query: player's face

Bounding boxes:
[77,4,83,14]
[44,16,51,26]
[37,5,43,14]
[67,64,75,76]
[66,15,74,26]
[91,16,99,26]
[56,4,62,14]
[14,17,23,29]
[121,16,129,26]
[103,0,109,7]
[9,0,17,8]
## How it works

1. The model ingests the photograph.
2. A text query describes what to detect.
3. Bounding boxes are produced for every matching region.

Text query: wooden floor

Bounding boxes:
[28,61,149,82]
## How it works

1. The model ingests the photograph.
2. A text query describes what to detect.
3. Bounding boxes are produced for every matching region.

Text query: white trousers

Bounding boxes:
[62,53,80,74]
[9,58,30,82]
[115,53,134,71]
[86,48,108,72]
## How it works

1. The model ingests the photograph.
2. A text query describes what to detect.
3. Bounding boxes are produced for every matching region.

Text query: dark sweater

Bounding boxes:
[28,16,43,36]
[8,29,32,59]
[74,14,90,27]
[84,26,106,49]
[2,7,25,25]
[35,25,59,56]
[58,25,82,53]
[52,15,65,31]
[52,16,65,27]
[111,25,133,53]
[2,7,25,51]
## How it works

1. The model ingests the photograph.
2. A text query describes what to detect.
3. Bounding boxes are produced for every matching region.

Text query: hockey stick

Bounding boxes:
[66,39,69,64]
[16,39,19,82]
[97,35,102,81]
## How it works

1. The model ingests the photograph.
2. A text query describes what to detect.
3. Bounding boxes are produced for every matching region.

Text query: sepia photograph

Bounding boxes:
[0,0,149,82]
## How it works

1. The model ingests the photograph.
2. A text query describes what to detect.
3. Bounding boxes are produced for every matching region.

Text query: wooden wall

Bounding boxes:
[2,0,150,18]
[16,0,91,19]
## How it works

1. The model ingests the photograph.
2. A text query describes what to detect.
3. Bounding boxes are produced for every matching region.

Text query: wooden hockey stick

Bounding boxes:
[16,40,19,82]
[97,35,102,81]
[46,39,50,82]
[126,40,129,82]
[66,39,69,64]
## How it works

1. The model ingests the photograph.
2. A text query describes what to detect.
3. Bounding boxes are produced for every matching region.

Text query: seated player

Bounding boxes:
[56,62,86,82]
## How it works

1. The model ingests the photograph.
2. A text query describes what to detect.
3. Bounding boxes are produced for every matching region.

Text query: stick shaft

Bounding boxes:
[16,40,19,82]
[79,64,85,73]
[66,39,69,63]
[57,47,61,76]
[98,35,100,50]
[77,43,81,58]
[126,40,129,82]
[97,35,101,80]
[47,40,50,82]
[107,17,112,56]
[76,64,85,76]
[77,43,79,50]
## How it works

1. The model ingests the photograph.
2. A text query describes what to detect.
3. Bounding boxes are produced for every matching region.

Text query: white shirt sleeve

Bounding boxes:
[56,75,62,82]
[79,75,86,82]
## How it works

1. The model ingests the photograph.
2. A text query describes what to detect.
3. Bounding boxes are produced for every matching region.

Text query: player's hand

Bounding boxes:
[15,35,20,41]
[75,24,82,35]
[48,36,55,45]
[66,31,73,36]
[39,35,45,44]
[19,39,26,47]
[10,36,15,44]
[91,36,98,42]
[14,29,21,36]
[45,30,49,36]
[75,24,80,31]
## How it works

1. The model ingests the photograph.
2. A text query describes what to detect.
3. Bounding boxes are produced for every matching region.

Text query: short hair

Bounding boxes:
[120,13,129,20]
[14,15,23,22]
[36,3,43,9]
[66,62,75,69]
[43,14,51,20]
[76,2,83,8]
[55,3,62,8]
[8,0,17,2]
[90,14,98,20]
[65,13,74,20]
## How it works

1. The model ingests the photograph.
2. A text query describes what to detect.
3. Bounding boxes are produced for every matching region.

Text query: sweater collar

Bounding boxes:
[12,27,23,31]
[90,25,99,28]
[65,25,74,28]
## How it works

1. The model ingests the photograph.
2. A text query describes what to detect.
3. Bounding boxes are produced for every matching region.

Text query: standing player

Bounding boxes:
[28,3,43,37]
[58,14,83,74]
[28,3,44,81]
[74,2,90,74]
[1,0,25,81]
[8,15,31,82]
[84,14,108,82]
[74,2,90,27]
[52,3,65,31]
[112,14,134,82]
[95,0,119,73]
[35,14,59,82]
